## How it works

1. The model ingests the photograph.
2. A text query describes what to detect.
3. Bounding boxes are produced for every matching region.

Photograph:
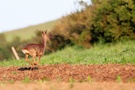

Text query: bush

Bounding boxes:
[90,0,135,42]
[50,4,92,49]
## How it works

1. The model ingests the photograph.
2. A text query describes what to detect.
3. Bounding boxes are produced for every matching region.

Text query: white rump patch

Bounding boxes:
[22,49,29,54]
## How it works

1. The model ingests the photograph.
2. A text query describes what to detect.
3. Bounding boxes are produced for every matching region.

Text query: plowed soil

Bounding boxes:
[0,64,135,90]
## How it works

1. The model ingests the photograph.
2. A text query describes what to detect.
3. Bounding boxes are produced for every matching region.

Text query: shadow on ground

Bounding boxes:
[18,67,38,71]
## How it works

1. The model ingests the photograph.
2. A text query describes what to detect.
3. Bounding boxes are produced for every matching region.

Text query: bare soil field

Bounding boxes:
[0,64,135,90]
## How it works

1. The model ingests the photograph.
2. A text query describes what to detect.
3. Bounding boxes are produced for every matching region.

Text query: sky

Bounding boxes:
[0,0,91,33]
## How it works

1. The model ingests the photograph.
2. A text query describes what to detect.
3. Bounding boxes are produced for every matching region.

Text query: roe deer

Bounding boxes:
[22,31,49,67]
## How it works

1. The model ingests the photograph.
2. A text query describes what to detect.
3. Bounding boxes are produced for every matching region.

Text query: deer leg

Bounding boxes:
[32,56,37,65]
[37,56,41,65]
[29,55,37,70]
[25,54,32,65]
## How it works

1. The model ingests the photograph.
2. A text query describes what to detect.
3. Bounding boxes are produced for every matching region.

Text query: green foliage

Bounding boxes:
[0,34,12,61]
[116,75,122,82]
[0,40,134,66]
[87,75,93,82]
[41,76,50,82]
[49,0,135,50]
[49,1,92,49]
[0,59,25,66]
[23,76,31,83]
[91,0,135,42]
[1,0,135,61]
[37,40,135,65]
[69,77,75,88]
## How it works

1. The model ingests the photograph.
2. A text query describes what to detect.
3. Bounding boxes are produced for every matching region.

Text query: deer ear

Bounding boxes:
[41,31,44,34]
[45,30,47,34]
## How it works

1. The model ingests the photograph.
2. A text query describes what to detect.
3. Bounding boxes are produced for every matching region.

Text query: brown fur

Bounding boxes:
[22,31,49,66]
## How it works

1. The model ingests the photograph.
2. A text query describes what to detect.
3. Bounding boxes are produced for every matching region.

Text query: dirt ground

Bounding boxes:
[0,82,135,90]
[0,64,135,90]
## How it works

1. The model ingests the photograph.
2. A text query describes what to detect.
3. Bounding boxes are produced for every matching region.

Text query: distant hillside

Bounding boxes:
[3,19,58,42]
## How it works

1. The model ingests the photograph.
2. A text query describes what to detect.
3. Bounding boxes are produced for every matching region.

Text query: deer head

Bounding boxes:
[42,31,50,42]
